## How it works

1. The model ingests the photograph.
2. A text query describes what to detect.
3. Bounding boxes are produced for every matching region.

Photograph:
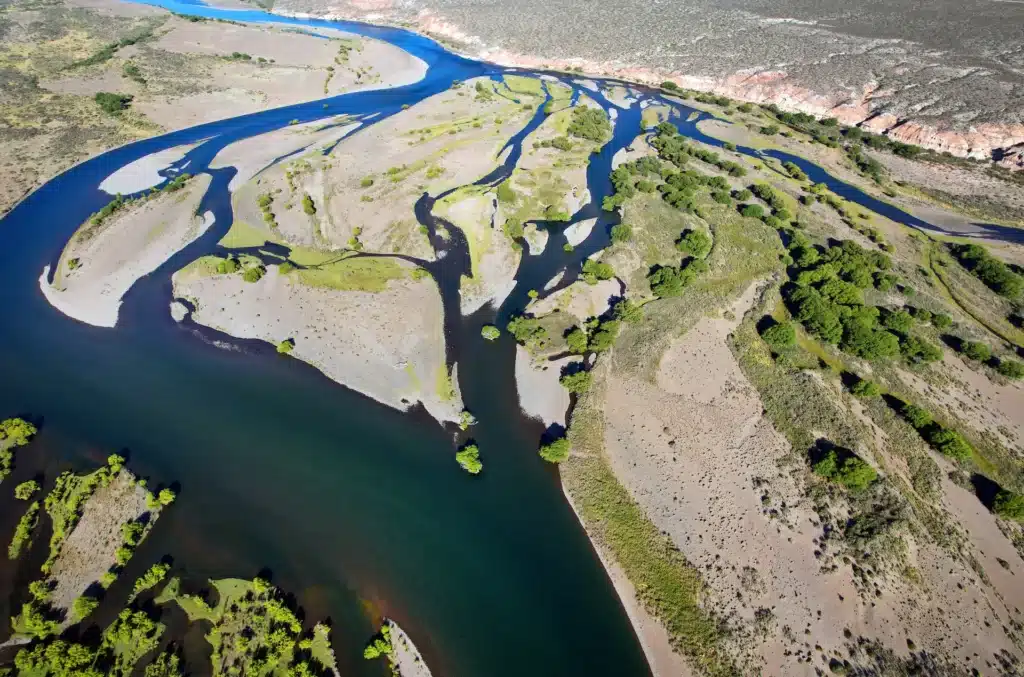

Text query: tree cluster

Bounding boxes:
[951,244,1023,299]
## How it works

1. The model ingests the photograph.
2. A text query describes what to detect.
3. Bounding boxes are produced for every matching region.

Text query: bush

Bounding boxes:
[95,92,132,114]
[901,403,933,429]
[360,177,374,187]
[539,438,571,463]
[72,596,99,621]
[881,310,913,334]
[811,449,877,491]
[850,378,881,397]
[901,335,942,363]
[277,338,295,354]
[481,325,501,341]
[559,370,592,394]
[961,341,992,362]
[302,194,316,215]
[507,315,547,349]
[588,320,620,352]
[993,489,1024,521]
[952,244,1023,298]
[760,321,795,347]
[610,223,632,243]
[676,229,712,259]
[931,312,952,329]
[455,444,482,474]
[996,359,1024,379]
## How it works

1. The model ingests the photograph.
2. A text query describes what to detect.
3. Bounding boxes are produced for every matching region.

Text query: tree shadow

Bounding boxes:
[970,473,1002,511]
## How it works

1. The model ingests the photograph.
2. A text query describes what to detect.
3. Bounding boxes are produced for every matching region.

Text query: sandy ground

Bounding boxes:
[173,262,463,424]
[387,620,433,677]
[227,76,541,266]
[513,346,574,427]
[563,217,596,247]
[48,471,151,618]
[601,282,1024,673]
[523,223,548,255]
[41,175,213,327]
[210,119,361,191]
[528,278,619,322]
[0,0,427,216]
[98,142,203,195]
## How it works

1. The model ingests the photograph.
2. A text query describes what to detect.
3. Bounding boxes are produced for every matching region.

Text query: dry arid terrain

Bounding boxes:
[0,0,425,214]
[272,0,1024,164]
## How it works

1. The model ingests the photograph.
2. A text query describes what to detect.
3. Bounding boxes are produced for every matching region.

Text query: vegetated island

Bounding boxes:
[1,431,435,677]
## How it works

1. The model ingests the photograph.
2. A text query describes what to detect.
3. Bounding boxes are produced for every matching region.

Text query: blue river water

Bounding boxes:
[0,1,1009,675]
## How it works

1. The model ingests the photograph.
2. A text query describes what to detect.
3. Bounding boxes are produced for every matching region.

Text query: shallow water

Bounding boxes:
[0,2,1005,675]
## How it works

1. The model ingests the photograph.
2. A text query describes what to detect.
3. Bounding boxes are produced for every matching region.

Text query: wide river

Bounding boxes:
[0,2,1013,676]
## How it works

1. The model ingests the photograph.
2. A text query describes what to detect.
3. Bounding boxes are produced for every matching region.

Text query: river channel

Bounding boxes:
[0,2,1009,676]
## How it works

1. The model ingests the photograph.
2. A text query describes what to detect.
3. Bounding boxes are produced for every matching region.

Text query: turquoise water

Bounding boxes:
[0,3,999,675]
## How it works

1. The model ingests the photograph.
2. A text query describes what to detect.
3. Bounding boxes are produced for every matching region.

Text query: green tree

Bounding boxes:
[0,418,37,446]
[850,378,881,397]
[72,595,99,621]
[612,299,643,323]
[881,310,914,334]
[997,359,1024,379]
[811,449,877,491]
[14,480,40,500]
[455,444,483,475]
[243,266,266,283]
[95,91,132,114]
[610,223,632,243]
[993,489,1024,521]
[581,259,614,285]
[901,335,942,363]
[566,327,589,354]
[961,341,991,362]
[676,229,712,259]
[760,322,795,347]
[158,488,176,506]
[588,321,620,352]
[481,325,501,341]
[647,266,692,298]
[301,194,316,215]
[901,403,932,429]
[216,257,241,274]
[277,338,295,354]
[539,438,571,463]
[107,453,125,473]
[559,371,593,394]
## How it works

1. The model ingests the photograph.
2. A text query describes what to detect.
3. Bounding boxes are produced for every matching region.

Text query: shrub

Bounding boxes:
[277,338,295,354]
[567,106,611,142]
[95,92,132,114]
[741,204,764,219]
[841,325,900,360]
[931,312,952,329]
[734,189,752,201]
[952,244,1023,298]
[360,177,374,187]
[901,404,933,429]
[455,444,482,474]
[881,310,914,334]
[610,223,632,243]
[811,449,877,491]
[996,359,1024,379]
[993,489,1024,521]
[588,320,621,352]
[676,229,712,259]
[539,438,571,463]
[559,370,592,394]
[302,194,316,215]
[961,341,991,362]
[850,378,881,397]
[481,325,501,341]
[760,322,795,347]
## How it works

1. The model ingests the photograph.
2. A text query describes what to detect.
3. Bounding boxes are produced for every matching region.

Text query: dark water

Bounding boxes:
[0,2,998,676]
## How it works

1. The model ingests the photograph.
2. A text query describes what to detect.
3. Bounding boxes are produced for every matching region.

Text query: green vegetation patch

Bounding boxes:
[294,255,408,292]
[503,75,545,97]
[0,416,37,484]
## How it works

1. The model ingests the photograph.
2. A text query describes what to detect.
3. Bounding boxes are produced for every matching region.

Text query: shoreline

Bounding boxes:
[267,6,1023,167]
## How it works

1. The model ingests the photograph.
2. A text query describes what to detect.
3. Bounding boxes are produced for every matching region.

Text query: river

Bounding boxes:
[0,2,1007,676]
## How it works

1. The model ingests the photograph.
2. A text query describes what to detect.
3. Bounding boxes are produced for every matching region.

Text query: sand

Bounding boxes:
[41,175,213,328]
[98,142,202,195]
[513,346,574,427]
[387,620,433,677]
[563,217,596,247]
[528,278,619,322]
[173,262,464,424]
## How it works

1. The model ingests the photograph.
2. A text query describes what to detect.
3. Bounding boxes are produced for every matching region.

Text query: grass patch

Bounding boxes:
[503,75,545,97]
[219,219,281,249]
[294,256,407,292]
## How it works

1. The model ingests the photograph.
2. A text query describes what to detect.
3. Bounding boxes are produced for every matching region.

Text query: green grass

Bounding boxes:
[294,255,407,292]
[503,75,545,97]
[218,219,281,249]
